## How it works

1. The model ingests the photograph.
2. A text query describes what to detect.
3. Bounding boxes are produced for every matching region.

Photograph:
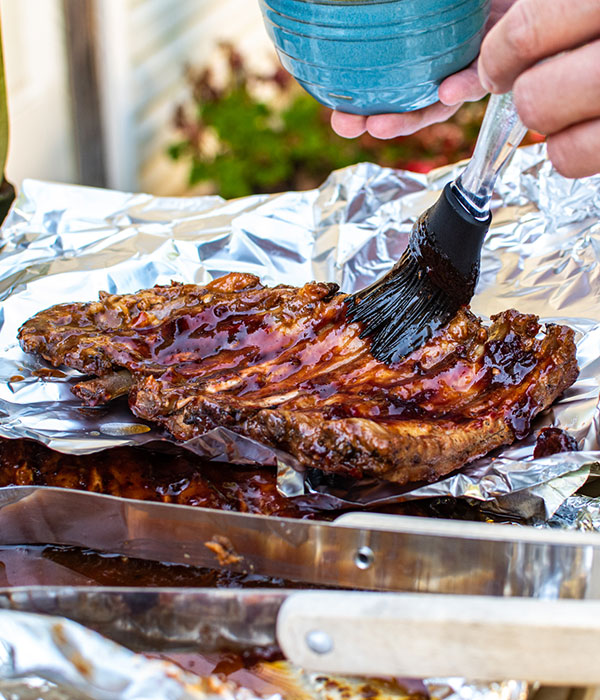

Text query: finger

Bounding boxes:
[438,0,518,105]
[488,0,519,27]
[478,0,600,93]
[365,102,461,139]
[513,39,600,134]
[546,118,600,178]
[438,62,487,105]
[330,111,367,138]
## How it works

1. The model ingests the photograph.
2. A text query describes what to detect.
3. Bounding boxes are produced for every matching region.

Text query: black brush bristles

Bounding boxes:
[345,183,491,365]
[345,248,458,364]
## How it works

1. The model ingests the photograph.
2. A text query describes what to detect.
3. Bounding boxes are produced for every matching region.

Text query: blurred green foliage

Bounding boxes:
[169,44,540,199]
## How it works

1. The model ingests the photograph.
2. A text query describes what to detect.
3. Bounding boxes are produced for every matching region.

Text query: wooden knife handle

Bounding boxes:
[277,591,600,685]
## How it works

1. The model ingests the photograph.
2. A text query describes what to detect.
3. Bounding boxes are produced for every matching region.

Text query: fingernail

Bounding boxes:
[477,60,495,93]
[439,91,460,106]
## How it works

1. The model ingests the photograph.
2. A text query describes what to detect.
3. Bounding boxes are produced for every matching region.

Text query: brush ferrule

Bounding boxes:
[410,182,491,304]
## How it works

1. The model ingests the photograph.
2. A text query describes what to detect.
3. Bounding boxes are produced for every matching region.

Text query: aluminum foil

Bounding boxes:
[0,144,598,514]
[424,679,529,700]
[0,610,275,700]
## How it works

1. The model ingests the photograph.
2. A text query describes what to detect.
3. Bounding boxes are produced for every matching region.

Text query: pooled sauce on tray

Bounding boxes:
[0,544,311,590]
[0,437,314,518]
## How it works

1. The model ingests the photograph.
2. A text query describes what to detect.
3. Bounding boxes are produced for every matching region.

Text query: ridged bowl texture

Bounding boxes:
[259,0,491,114]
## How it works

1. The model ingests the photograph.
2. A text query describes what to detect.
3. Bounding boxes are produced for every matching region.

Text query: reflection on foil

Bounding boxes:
[0,678,90,700]
[543,491,600,532]
[424,679,530,700]
[0,610,275,700]
[0,145,599,517]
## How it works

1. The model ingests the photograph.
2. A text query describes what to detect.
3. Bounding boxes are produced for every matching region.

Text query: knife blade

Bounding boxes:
[0,586,287,653]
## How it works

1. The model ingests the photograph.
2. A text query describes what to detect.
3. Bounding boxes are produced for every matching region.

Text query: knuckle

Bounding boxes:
[367,114,417,139]
[504,0,540,62]
[513,74,545,131]
[548,122,600,178]
[478,37,503,87]
[546,135,579,178]
[367,123,396,139]
[589,45,600,88]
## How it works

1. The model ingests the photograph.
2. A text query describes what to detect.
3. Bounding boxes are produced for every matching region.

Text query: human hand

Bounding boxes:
[330,0,516,140]
[330,63,482,139]
[478,0,600,178]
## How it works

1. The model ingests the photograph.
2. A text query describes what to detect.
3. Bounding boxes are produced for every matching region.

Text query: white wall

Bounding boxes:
[0,0,274,196]
[94,0,275,195]
[1,0,77,189]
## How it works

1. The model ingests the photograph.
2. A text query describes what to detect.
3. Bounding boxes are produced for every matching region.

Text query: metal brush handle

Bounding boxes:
[453,91,528,220]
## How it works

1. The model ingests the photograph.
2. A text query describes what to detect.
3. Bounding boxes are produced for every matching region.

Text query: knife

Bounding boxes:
[2,487,600,596]
[4,585,600,684]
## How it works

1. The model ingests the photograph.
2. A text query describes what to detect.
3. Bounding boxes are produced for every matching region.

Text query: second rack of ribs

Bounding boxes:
[18,272,578,485]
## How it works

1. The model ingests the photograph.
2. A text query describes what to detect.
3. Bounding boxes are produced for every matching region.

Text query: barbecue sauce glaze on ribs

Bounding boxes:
[18,272,578,485]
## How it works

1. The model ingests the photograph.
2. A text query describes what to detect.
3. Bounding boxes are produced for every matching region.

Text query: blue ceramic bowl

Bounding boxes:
[258,0,491,115]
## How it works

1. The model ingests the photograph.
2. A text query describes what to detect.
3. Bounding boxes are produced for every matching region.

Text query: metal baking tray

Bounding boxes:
[2,510,600,684]
[1,488,599,597]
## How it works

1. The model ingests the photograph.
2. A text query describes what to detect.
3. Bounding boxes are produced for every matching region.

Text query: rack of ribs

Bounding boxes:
[18,272,578,486]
